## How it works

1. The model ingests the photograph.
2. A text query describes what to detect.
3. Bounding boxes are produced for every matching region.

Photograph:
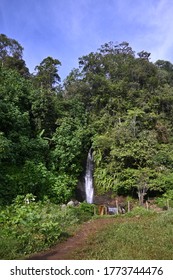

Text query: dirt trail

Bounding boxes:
[28,218,117,260]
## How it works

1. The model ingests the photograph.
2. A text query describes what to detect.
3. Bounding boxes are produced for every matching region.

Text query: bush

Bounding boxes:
[0,195,95,259]
[0,195,73,258]
[155,190,173,209]
[69,202,95,223]
[125,206,155,217]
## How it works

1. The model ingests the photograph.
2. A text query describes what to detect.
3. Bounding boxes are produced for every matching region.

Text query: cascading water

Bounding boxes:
[85,149,94,203]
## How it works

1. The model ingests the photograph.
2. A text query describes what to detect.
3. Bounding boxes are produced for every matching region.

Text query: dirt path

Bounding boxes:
[28,218,117,260]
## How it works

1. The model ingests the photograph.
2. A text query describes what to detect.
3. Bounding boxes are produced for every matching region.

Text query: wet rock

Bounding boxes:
[67,200,75,207]
[61,204,67,210]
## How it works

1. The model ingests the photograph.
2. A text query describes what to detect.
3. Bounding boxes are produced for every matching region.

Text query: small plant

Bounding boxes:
[155,190,173,209]
[125,206,155,217]
[67,202,95,223]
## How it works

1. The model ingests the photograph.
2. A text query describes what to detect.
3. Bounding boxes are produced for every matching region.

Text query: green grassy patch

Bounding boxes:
[72,209,173,260]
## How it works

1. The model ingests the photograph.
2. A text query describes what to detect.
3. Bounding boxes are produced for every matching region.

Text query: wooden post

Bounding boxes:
[116,199,119,214]
[128,201,130,212]
[99,205,105,215]
[146,201,149,211]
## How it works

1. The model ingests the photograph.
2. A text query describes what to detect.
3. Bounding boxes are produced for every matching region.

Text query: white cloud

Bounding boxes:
[1,0,173,78]
[116,0,173,62]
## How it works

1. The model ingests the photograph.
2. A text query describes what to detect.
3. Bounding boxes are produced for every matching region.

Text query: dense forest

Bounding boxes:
[1,34,173,206]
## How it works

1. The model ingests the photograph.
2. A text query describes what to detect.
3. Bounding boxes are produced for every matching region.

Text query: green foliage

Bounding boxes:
[50,173,76,203]
[34,56,61,89]
[0,33,29,76]
[125,206,155,217]
[0,132,12,160]
[155,190,173,208]
[2,35,173,207]
[3,35,173,259]
[0,196,95,259]
[69,202,95,222]
[0,196,62,258]
[51,107,90,178]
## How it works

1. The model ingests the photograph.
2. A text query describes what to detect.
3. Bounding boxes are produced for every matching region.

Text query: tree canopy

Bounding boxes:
[1,34,173,205]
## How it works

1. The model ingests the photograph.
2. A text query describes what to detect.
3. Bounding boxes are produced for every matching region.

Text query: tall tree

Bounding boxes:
[34,56,61,90]
[0,34,29,76]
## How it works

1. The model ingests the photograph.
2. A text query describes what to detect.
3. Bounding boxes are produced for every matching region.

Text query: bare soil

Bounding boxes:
[28,217,118,260]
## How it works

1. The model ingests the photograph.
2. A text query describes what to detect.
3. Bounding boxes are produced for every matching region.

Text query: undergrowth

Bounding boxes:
[0,194,95,259]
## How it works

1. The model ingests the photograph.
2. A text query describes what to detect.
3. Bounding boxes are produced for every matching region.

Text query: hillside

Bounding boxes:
[1,35,173,205]
[1,34,173,259]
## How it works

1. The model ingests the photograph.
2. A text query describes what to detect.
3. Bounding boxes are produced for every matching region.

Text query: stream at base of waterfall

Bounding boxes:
[84,149,94,203]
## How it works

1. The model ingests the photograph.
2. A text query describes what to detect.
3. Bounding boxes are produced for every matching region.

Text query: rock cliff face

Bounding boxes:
[75,178,86,202]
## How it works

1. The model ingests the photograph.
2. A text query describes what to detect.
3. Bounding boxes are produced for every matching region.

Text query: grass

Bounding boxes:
[71,209,173,260]
[2,201,173,260]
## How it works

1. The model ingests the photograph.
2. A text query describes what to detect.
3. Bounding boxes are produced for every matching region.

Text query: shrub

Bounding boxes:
[125,206,155,217]
[0,195,95,259]
[69,202,95,223]
[155,190,173,209]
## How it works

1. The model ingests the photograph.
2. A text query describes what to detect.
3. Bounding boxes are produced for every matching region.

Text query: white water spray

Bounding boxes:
[85,149,94,203]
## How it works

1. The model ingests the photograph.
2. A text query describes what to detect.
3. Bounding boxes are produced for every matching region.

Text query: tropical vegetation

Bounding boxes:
[1,34,173,258]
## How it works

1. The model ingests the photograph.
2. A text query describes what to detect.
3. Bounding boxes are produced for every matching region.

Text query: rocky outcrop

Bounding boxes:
[75,178,86,202]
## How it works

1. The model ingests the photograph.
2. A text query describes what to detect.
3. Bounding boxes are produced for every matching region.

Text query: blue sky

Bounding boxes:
[1,0,173,81]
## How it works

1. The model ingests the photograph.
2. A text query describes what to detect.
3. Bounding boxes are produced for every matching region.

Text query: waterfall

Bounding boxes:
[85,149,94,203]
